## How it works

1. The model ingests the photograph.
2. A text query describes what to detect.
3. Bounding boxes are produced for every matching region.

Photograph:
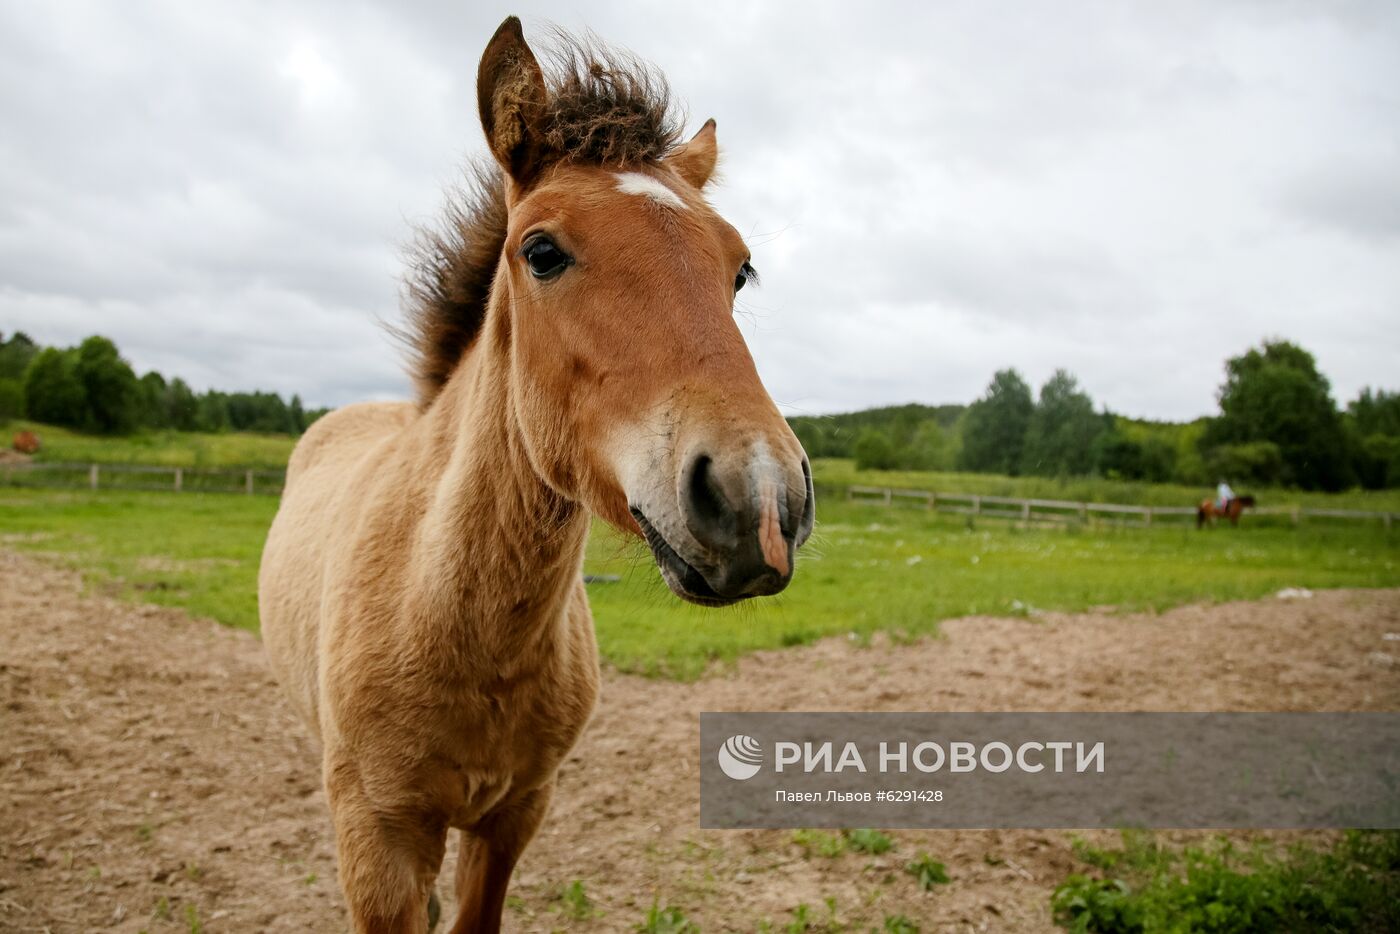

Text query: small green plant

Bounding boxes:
[1051,830,1400,933]
[791,829,846,858]
[784,902,813,933]
[778,898,844,934]
[638,900,697,934]
[185,903,203,934]
[153,896,171,921]
[136,822,154,841]
[303,871,317,885]
[905,853,951,891]
[883,915,920,934]
[844,828,894,855]
[556,879,598,920]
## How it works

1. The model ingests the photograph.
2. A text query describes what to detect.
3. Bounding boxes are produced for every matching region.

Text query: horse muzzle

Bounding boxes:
[629,446,814,607]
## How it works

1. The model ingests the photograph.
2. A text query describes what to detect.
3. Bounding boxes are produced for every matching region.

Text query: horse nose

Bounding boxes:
[678,449,812,600]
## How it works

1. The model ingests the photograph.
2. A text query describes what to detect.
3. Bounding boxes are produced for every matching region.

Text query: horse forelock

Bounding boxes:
[400,30,683,408]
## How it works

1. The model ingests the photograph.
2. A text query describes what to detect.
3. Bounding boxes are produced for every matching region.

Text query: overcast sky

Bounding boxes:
[2,1,1397,420]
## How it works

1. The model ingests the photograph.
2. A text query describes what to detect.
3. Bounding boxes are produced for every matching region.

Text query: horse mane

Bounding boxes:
[400,32,684,406]
[1238,495,1256,507]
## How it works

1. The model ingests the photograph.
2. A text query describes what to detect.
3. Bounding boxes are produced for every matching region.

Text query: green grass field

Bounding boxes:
[2,487,1395,678]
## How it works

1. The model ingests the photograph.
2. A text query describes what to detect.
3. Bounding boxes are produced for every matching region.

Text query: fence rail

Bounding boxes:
[1,461,286,496]
[846,485,1396,529]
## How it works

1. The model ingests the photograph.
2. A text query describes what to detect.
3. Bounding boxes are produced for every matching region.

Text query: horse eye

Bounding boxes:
[522,237,571,279]
[734,261,757,293]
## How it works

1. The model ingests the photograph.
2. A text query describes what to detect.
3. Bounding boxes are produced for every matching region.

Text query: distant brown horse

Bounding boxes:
[258,17,812,934]
[1197,495,1255,528]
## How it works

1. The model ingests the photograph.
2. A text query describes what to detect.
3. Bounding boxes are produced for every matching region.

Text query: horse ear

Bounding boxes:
[667,119,718,189]
[477,16,549,184]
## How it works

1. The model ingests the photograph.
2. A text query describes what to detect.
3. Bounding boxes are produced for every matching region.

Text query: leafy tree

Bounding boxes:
[167,377,199,431]
[1020,370,1107,476]
[0,332,38,380]
[197,391,230,432]
[906,420,957,471]
[1204,441,1286,487]
[1093,432,1175,482]
[789,418,837,458]
[23,347,87,427]
[1201,340,1352,491]
[853,428,898,470]
[1347,388,1400,437]
[1352,435,1400,489]
[289,394,307,433]
[958,369,1033,475]
[788,404,964,461]
[139,371,170,429]
[224,391,296,433]
[73,336,140,434]
[0,378,23,422]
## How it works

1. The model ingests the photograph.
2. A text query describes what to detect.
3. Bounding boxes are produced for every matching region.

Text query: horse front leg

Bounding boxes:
[450,783,554,934]
[325,754,447,934]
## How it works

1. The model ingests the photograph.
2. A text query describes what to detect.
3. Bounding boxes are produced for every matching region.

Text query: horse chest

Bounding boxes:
[428,677,592,827]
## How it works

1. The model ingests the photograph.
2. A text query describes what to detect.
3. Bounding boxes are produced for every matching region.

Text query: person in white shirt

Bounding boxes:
[1217,480,1235,512]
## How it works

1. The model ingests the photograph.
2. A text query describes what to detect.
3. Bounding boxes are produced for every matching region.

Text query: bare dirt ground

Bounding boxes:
[2,549,1397,933]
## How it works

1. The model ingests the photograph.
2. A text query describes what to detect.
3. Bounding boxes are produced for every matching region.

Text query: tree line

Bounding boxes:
[789,340,1400,492]
[0,332,329,436]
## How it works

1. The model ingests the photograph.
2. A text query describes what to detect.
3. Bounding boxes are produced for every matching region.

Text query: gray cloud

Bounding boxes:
[2,0,1397,419]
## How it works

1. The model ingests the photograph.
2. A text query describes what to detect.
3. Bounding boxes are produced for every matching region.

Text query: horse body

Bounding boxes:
[260,17,811,933]
[1196,494,1255,528]
[262,356,599,931]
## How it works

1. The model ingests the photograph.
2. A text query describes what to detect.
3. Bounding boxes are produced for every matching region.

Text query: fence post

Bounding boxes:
[927,492,936,511]
[973,495,981,515]
[1291,507,1300,526]
[88,463,99,490]
[245,470,254,495]
[847,486,854,501]
[884,487,892,505]
[174,467,183,492]
[1021,500,1031,522]
[1145,507,1153,527]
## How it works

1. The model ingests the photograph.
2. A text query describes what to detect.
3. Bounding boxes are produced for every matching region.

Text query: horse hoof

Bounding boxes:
[428,891,441,932]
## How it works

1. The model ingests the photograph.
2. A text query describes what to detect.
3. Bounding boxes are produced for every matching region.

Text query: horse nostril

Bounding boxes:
[684,454,736,542]
[789,456,815,544]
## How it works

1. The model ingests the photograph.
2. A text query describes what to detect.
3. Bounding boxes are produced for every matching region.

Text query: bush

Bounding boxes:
[854,428,898,471]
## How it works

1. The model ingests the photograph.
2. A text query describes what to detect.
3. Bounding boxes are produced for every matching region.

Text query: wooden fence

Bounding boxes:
[1,461,286,496]
[846,485,1397,529]
[4,463,1396,528]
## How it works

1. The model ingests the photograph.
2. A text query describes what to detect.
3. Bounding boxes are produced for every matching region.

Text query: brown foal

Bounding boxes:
[259,16,813,933]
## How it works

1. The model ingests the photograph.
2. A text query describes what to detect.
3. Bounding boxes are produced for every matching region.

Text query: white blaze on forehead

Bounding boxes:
[615,172,688,210]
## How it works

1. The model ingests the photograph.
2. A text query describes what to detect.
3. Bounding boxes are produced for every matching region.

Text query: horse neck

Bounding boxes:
[403,305,589,670]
